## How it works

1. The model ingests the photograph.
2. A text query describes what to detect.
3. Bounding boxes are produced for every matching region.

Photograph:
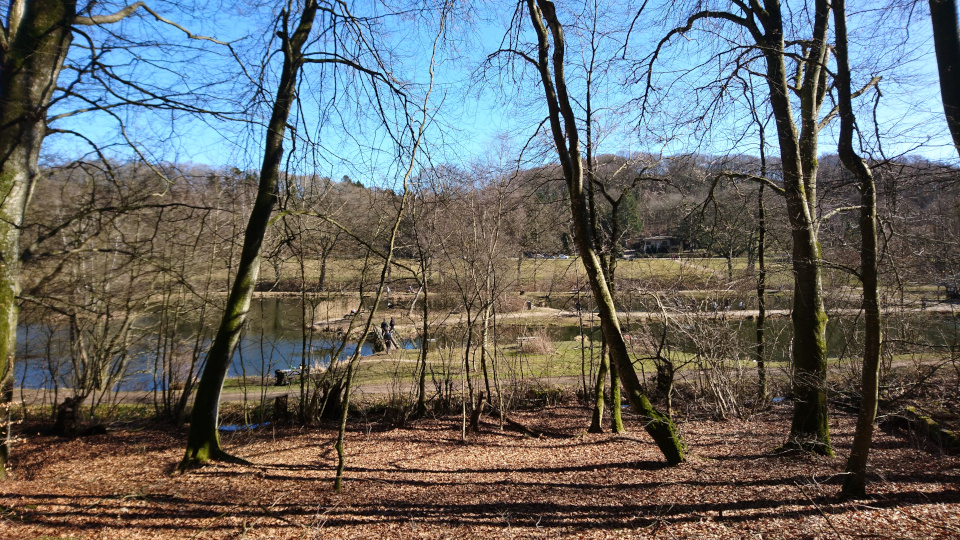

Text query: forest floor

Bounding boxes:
[1,402,959,539]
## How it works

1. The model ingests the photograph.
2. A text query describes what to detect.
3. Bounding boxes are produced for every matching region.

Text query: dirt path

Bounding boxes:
[310,300,960,335]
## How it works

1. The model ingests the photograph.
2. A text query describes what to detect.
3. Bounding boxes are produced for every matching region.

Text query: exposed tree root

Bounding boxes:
[177,448,251,474]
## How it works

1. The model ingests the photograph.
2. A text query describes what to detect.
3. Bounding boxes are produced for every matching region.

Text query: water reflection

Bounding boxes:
[14,297,417,391]
[14,296,960,391]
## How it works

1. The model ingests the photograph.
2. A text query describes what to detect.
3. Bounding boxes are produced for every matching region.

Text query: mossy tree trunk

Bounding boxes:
[609,351,623,433]
[0,0,167,476]
[179,1,318,470]
[525,0,684,465]
[672,0,834,455]
[583,35,623,436]
[604,216,623,434]
[773,1,831,455]
[585,85,605,433]
[0,0,77,479]
[754,0,833,455]
[588,351,608,432]
[834,0,882,497]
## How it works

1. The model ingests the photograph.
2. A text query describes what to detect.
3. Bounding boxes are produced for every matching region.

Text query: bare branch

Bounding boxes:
[301,54,407,97]
[817,76,881,131]
[22,202,216,263]
[819,205,860,223]
[74,2,146,26]
[714,171,785,196]
[640,8,761,115]
[273,209,419,277]
[485,48,539,67]
[75,2,230,46]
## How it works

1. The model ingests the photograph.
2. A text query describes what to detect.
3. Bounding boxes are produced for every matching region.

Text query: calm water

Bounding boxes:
[14,295,960,390]
[14,297,416,391]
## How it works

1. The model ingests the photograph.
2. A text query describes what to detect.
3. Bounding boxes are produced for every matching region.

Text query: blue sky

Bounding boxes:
[42,0,958,185]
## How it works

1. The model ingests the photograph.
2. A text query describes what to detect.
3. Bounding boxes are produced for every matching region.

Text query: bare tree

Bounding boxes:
[650,0,861,454]
[833,0,882,498]
[180,0,325,468]
[0,0,229,477]
[518,0,685,464]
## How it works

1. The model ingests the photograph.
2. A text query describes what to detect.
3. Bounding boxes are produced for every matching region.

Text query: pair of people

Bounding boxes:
[380,318,396,352]
[380,318,395,332]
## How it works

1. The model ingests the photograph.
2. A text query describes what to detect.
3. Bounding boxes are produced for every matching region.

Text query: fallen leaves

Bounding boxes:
[0,405,958,539]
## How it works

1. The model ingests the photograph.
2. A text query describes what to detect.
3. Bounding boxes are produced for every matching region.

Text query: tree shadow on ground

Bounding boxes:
[7,487,959,535]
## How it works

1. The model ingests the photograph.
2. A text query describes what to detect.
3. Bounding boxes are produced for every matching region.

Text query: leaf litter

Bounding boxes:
[1,404,958,539]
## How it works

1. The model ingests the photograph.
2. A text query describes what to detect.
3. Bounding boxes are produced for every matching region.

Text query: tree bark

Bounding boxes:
[609,352,623,433]
[588,352,607,432]
[756,0,833,455]
[664,0,834,452]
[753,105,768,405]
[834,0,882,497]
[930,0,960,155]
[480,303,494,407]
[0,0,77,479]
[526,0,684,464]
[179,1,318,470]
[755,184,767,403]
[416,278,429,417]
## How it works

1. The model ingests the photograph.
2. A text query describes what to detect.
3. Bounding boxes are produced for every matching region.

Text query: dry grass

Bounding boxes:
[516,329,556,356]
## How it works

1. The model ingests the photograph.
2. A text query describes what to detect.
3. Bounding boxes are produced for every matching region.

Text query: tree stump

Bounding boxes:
[53,397,81,437]
[273,395,290,425]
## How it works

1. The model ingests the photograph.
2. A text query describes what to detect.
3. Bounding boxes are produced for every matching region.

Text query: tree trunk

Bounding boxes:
[0,0,77,478]
[416,278,429,417]
[526,0,684,465]
[655,360,675,417]
[930,0,960,155]
[179,2,318,471]
[784,196,831,455]
[462,310,477,433]
[52,396,82,437]
[757,0,833,455]
[479,303,494,407]
[756,186,767,404]
[754,107,768,405]
[297,245,312,424]
[609,351,623,433]
[333,357,356,493]
[835,0,882,497]
[588,351,608,433]
[318,248,330,291]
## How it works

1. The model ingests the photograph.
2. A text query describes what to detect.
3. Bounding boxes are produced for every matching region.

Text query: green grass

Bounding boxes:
[255,255,793,294]
[225,253,881,302]
[213,334,794,395]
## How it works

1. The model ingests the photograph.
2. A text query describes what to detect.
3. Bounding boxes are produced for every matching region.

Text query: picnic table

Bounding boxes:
[274,368,301,386]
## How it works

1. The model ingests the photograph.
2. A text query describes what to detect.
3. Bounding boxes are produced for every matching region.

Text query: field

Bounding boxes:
[265,255,799,293]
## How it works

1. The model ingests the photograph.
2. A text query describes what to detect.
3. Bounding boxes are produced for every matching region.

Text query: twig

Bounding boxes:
[795,482,845,540]
[258,503,307,529]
